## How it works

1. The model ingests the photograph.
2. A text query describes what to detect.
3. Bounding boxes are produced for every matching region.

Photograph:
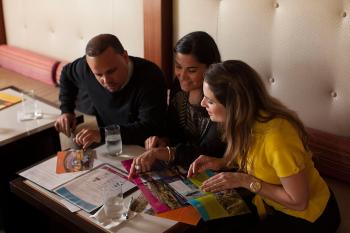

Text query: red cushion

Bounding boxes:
[0,45,59,86]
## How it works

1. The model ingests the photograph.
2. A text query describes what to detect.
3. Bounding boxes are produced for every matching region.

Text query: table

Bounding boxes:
[0,86,83,232]
[10,144,194,233]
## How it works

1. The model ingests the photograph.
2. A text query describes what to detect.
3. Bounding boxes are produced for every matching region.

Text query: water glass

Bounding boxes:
[103,182,124,218]
[20,90,42,120]
[105,125,122,156]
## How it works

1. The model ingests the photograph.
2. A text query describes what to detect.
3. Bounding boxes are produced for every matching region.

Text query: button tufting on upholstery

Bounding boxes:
[331,91,337,98]
[269,77,275,83]
[275,2,279,8]
[342,12,347,18]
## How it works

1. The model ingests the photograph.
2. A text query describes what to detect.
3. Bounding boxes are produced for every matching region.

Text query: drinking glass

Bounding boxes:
[102,182,124,219]
[105,125,122,156]
[19,90,42,120]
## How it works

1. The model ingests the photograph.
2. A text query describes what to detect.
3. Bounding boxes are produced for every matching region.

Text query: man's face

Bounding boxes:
[86,46,129,92]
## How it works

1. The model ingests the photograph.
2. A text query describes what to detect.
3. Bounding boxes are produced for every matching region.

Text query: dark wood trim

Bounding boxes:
[0,0,6,44]
[307,127,350,184]
[143,0,173,86]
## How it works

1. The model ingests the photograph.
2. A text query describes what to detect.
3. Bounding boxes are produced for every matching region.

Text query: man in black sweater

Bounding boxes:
[55,34,167,148]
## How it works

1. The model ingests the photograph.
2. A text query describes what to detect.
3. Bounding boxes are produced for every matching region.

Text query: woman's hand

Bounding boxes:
[187,155,226,177]
[200,172,249,192]
[128,147,170,179]
[144,136,169,149]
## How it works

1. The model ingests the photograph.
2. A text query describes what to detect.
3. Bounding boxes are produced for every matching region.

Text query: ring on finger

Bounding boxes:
[135,164,141,170]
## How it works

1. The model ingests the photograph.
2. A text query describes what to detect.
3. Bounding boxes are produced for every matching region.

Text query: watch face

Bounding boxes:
[250,180,261,193]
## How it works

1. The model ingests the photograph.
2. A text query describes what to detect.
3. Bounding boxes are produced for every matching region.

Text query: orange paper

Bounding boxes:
[156,206,201,226]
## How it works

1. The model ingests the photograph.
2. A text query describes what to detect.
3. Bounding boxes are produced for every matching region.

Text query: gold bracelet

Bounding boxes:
[166,146,172,162]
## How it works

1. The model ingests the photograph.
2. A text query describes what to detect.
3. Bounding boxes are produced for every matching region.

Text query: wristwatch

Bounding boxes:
[249,178,262,193]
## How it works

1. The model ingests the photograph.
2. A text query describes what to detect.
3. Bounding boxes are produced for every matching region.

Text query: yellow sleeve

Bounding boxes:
[264,120,307,178]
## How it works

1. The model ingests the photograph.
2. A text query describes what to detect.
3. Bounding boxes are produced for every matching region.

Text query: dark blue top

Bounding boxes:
[59,56,167,146]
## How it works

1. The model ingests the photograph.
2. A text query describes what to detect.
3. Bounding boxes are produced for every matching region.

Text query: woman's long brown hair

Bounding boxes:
[204,60,309,172]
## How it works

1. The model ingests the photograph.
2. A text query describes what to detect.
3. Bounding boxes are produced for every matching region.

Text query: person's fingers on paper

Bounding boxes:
[187,161,197,178]
[75,129,101,150]
[200,173,225,192]
[74,128,89,147]
[138,150,157,173]
[128,159,137,179]
[188,160,201,177]
[201,172,242,192]
[187,155,207,177]
[81,134,94,150]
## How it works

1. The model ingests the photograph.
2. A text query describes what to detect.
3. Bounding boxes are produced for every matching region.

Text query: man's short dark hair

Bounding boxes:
[85,34,125,57]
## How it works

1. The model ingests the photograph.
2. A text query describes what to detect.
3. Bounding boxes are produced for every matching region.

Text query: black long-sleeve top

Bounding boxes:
[59,56,167,146]
[167,79,226,167]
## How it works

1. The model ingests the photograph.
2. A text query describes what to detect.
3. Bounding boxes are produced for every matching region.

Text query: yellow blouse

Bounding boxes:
[245,118,329,222]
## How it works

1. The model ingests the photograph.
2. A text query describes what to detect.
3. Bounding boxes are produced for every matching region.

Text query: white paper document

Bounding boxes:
[19,156,103,191]
[53,164,137,213]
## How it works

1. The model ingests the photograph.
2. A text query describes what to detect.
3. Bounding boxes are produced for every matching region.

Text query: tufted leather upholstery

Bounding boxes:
[174,1,350,232]
[174,0,350,138]
[2,0,144,61]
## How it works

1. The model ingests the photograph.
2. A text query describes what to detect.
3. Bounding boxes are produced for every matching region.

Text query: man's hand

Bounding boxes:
[74,129,101,150]
[55,113,76,137]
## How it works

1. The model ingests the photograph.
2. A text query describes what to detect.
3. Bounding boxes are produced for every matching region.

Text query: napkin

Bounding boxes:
[90,204,137,230]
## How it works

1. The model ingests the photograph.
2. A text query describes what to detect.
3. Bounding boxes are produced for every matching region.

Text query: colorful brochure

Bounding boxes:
[122,159,250,223]
[188,170,250,221]
[122,159,201,225]
[56,149,96,174]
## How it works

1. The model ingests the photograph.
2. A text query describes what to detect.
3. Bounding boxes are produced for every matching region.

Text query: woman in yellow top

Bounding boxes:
[188,60,340,233]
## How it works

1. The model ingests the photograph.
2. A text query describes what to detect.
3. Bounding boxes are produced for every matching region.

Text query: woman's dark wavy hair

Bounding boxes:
[174,31,221,65]
[204,60,309,171]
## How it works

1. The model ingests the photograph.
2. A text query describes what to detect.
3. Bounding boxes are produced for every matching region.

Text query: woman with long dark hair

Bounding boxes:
[129,31,225,177]
[188,60,340,233]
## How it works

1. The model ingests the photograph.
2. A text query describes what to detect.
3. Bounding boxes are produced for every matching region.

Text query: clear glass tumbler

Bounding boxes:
[102,182,124,219]
[20,90,42,120]
[105,125,123,156]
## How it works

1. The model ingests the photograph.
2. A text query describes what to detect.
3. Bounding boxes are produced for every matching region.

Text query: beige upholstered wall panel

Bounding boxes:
[173,0,219,42]
[2,0,144,61]
[174,0,350,137]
